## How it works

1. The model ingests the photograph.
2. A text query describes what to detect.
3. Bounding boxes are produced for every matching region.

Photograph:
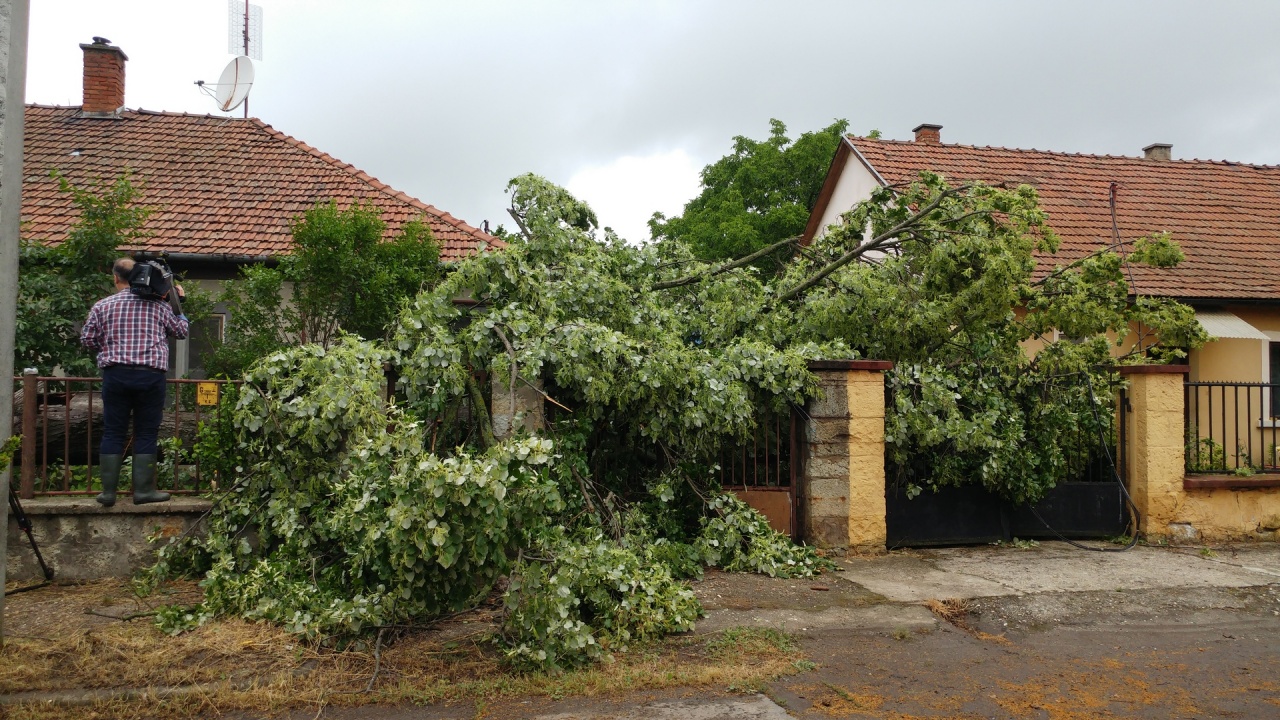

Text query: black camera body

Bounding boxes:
[128,258,173,301]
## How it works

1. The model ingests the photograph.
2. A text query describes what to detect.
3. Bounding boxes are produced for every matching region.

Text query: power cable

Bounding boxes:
[1028,370,1139,552]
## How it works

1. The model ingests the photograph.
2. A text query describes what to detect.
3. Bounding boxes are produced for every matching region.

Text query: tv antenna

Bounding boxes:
[196,56,255,113]
[227,0,262,116]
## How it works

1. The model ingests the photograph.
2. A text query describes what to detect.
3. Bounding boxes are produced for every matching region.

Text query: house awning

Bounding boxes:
[1194,310,1270,341]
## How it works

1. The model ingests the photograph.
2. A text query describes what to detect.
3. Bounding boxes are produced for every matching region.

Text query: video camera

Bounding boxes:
[128,254,184,315]
[128,256,174,301]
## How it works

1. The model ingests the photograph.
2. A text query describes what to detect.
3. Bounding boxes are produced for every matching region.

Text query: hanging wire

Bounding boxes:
[1028,370,1140,552]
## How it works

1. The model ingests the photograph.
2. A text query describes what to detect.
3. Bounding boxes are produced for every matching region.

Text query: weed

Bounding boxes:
[890,627,913,641]
[705,626,797,657]
[792,659,817,671]
[1200,547,1218,558]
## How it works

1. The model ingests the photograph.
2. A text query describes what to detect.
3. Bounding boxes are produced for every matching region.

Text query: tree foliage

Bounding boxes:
[153,168,1205,670]
[774,172,1208,501]
[206,202,444,377]
[17,171,151,374]
[649,118,848,266]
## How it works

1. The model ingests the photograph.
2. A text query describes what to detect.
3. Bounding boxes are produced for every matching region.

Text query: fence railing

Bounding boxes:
[1184,382,1280,475]
[718,408,797,491]
[14,372,241,499]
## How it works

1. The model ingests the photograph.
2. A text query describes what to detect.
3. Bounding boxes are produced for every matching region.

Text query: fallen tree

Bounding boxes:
[149,170,1205,669]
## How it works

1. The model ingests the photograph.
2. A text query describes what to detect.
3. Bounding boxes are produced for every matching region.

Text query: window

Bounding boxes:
[1272,342,1280,419]
[186,314,225,379]
[171,314,225,379]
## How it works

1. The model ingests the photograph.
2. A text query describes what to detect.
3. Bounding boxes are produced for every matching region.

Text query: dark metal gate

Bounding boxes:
[885,388,1132,547]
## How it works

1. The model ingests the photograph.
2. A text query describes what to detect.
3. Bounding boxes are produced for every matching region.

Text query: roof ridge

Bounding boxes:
[847,135,1280,170]
[248,118,501,246]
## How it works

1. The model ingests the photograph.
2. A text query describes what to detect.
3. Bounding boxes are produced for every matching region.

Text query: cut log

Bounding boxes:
[14,389,203,465]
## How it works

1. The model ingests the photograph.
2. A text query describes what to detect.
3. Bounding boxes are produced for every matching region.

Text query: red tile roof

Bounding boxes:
[22,105,502,262]
[825,136,1280,301]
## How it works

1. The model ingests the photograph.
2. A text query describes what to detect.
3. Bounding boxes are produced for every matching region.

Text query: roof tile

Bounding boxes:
[849,137,1280,300]
[22,105,503,262]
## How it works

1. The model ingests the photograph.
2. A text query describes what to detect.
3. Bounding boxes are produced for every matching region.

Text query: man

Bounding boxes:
[80,257,188,506]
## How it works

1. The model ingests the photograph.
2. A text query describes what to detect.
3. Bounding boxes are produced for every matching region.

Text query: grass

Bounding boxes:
[0,596,808,720]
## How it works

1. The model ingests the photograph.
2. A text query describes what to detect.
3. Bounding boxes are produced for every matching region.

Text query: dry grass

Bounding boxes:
[922,597,1010,646]
[1,580,807,720]
[922,597,971,626]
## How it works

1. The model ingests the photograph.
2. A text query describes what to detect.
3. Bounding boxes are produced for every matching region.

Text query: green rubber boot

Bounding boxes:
[131,453,170,504]
[95,454,124,507]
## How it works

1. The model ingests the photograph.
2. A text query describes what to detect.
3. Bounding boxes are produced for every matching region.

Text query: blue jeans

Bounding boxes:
[100,365,166,455]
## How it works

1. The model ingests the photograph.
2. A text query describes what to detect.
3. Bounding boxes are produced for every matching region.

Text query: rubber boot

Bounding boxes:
[96,454,124,507]
[131,454,170,504]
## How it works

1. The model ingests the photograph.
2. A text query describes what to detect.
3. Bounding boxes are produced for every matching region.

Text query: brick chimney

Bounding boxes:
[80,37,128,117]
[1143,143,1172,161]
[913,123,942,144]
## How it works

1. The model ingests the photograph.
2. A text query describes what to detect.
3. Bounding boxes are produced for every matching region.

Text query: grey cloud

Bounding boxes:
[31,0,1280,233]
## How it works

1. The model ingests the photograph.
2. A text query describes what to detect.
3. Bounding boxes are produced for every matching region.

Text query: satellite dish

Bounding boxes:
[214,56,254,112]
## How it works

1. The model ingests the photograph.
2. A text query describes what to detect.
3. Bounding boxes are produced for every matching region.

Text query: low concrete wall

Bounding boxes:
[1122,366,1280,543]
[7,496,211,581]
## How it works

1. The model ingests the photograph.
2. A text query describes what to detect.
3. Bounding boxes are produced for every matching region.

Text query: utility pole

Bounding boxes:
[0,0,30,647]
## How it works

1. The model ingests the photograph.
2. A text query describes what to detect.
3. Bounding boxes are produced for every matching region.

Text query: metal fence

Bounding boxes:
[718,409,797,491]
[14,372,241,498]
[718,408,799,537]
[1184,381,1280,475]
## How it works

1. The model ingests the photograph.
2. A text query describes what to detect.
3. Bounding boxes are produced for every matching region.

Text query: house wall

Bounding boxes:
[811,154,881,240]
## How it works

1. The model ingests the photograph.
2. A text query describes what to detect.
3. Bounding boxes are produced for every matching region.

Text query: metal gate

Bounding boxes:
[720,408,799,538]
[885,387,1132,547]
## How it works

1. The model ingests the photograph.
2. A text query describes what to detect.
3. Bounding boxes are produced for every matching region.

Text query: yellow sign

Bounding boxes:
[196,382,220,406]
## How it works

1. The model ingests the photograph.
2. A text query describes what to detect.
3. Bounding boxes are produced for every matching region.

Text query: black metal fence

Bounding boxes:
[1184,382,1280,474]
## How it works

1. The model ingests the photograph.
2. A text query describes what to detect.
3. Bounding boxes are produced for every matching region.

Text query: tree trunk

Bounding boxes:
[13,389,201,465]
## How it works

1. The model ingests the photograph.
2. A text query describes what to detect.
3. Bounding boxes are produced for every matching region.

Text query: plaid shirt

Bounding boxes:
[81,290,189,371]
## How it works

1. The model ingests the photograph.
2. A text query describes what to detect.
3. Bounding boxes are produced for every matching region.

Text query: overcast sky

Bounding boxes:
[25,1,1280,243]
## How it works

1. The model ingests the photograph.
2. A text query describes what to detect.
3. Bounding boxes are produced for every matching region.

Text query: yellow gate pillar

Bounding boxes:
[803,360,892,552]
[1119,365,1189,539]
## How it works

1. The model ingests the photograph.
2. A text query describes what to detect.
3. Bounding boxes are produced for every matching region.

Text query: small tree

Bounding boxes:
[17,171,151,375]
[206,202,444,377]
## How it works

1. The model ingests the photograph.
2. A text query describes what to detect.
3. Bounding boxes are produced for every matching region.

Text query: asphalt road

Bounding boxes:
[294,543,1280,719]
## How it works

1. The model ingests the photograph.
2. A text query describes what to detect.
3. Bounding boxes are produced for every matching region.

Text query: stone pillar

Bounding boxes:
[490,366,545,439]
[1119,365,1189,539]
[803,360,892,552]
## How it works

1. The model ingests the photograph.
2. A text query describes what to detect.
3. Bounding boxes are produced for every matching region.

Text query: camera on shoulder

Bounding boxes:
[128,257,173,301]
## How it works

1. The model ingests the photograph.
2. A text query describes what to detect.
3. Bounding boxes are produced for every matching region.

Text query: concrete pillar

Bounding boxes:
[490,365,544,439]
[0,0,30,647]
[803,360,892,552]
[1119,365,1189,539]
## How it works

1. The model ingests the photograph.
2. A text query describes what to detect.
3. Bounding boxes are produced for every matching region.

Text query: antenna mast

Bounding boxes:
[242,0,248,118]
[228,0,263,117]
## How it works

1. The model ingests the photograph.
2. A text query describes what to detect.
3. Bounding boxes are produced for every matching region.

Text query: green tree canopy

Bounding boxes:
[156,171,1206,671]
[206,202,445,377]
[17,171,152,375]
[649,118,848,267]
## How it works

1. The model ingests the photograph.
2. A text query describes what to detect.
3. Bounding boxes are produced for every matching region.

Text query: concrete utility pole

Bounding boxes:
[0,0,30,647]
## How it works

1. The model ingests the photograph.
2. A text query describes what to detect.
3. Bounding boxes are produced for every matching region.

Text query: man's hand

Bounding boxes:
[173,283,185,300]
